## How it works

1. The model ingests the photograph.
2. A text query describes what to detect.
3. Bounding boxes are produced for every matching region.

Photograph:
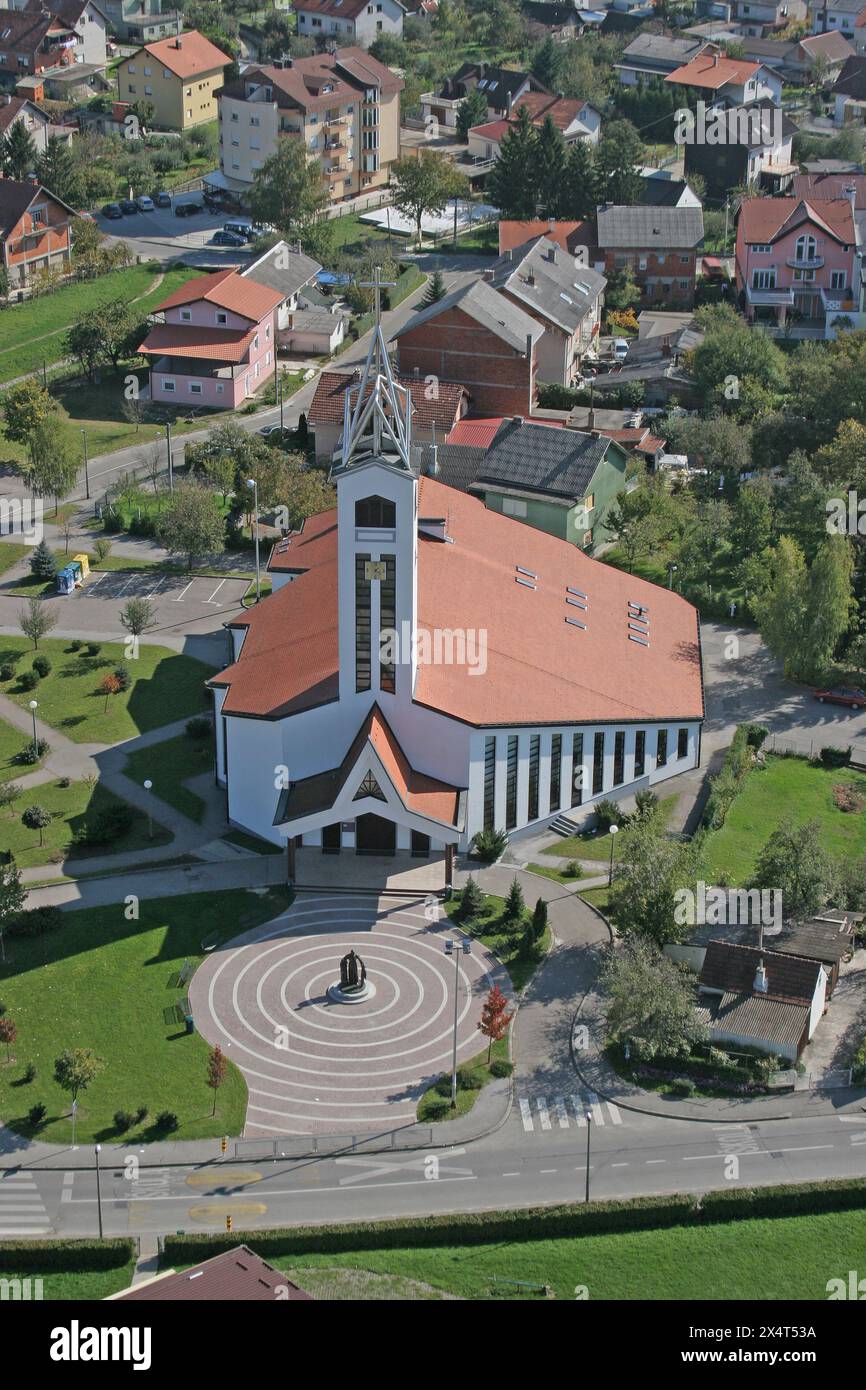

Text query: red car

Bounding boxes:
[813,687,866,709]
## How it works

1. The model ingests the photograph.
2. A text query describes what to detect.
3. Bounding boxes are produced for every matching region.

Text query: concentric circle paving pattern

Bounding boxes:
[190,894,505,1135]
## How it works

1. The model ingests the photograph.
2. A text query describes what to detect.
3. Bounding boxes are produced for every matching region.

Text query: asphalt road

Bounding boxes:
[5,1102,865,1240]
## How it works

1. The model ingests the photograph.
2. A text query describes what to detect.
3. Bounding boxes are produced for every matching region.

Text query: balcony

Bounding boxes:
[785,254,824,269]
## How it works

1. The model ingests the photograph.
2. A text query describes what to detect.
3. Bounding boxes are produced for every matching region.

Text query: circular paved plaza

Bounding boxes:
[190,894,504,1136]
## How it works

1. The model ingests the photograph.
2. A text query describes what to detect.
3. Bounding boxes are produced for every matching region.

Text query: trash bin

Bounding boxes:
[185,1015,195,1035]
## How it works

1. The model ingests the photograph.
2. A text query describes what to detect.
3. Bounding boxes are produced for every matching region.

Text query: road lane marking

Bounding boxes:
[607,1103,623,1125]
[173,580,194,602]
[61,1172,74,1203]
[772,1145,834,1154]
[537,1098,551,1130]
[572,1095,587,1127]
[519,1098,533,1132]
[555,1096,569,1128]
[205,579,226,605]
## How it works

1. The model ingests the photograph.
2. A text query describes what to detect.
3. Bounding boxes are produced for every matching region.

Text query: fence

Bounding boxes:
[765,734,866,766]
[234,1127,434,1159]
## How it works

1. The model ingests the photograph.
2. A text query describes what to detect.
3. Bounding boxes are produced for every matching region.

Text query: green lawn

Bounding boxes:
[0,638,213,744]
[701,755,866,885]
[0,1264,136,1301]
[329,211,390,256]
[125,732,212,825]
[0,888,291,1144]
[545,796,677,863]
[272,1207,866,1299]
[580,885,611,914]
[417,1036,508,1123]
[222,828,283,856]
[2,777,171,869]
[0,716,40,783]
[528,861,585,886]
[0,542,29,576]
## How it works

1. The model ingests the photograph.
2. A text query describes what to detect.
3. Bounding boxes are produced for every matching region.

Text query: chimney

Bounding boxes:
[712,53,718,66]
[525,332,533,359]
[588,406,595,429]
[844,184,856,212]
[753,958,768,994]
[548,217,555,231]
[176,35,183,48]
[547,244,557,264]
[413,365,420,380]
[427,444,439,476]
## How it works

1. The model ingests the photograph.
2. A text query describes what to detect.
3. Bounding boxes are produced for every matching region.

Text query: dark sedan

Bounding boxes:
[102,202,123,219]
[119,199,138,215]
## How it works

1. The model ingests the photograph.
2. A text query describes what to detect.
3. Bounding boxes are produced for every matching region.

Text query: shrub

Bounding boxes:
[563,859,582,878]
[13,739,48,765]
[489,1059,513,1078]
[32,654,51,678]
[68,639,82,651]
[17,670,38,691]
[833,783,864,813]
[113,1110,134,1133]
[745,723,769,749]
[633,788,660,822]
[113,664,131,692]
[820,745,850,769]
[134,1105,149,1125]
[671,1078,696,1097]
[154,1110,179,1133]
[593,798,621,832]
[185,715,212,740]
[57,777,70,789]
[0,664,14,681]
[8,905,64,938]
[424,1098,451,1121]
[456,1066,484,1091]
[27,1103,47,1129]
[470,826,507,862]
[80,803,135,846]
[86,642,101,657]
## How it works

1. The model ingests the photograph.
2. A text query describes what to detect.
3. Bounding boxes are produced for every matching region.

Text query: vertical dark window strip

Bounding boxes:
[505,735,518,830]
[355,553,371,692]
[483,736,496,830]
[571,732,583,808]
[592,731,605,795]
[549,733,561,814]
[378,552,396,693]
[528,735,540,822]
[634,730,645,778]
[613,731,625,786]
[657,729,668,768]
[678,727,688,759]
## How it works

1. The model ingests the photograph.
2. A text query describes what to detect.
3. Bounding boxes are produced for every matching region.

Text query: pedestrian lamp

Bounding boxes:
[585,1108,593,1204]
[94,1143,104,1239]
[668,562,678,590]
[143,779,153,839]
[28,699,38,753]
[246,477,260,604]
[608,823,619,888]
[445,937,472,1110]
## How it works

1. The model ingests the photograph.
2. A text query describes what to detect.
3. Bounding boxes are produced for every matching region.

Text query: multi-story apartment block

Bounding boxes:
[213,47,402,202]
[0,0,107,81]
[294,0,405,49]
[116,29,231,131]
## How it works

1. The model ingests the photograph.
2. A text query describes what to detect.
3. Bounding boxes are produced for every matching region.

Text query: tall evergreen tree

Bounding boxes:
[532,35,562,91]
[4,121,37,181]
[488,106,538,219]
[596,119,644,205]
[535,115,568,220]
[456,88,487,142]
[420,269,446,307]
[36,136,77,204]
[561,139,599,220]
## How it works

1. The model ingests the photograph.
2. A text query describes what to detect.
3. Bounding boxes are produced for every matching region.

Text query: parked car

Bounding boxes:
[102,202,122,220]
[119,198,137,215]
[136,195,155,212]
[612,338,630,362]
[175,200,204,217]
[813,688,866,709]
[211,229,247,247]
[223,219,255,240]
[155,190,172,208]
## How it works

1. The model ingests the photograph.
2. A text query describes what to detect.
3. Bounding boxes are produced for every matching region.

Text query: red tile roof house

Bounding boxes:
[467,92,602,166]
[391,278,543,417]
[735,194,860,337]
[0,177,77,288]
[664,52,783,106]
[0,6,85,81]
[138,269,284,409]
[307,368,470,463]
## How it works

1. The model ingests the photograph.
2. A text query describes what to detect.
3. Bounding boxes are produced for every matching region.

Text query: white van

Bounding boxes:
[612,338,630,362]
[223,219,254,240]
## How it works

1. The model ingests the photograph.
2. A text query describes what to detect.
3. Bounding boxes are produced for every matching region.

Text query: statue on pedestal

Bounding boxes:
[340,949,366,991]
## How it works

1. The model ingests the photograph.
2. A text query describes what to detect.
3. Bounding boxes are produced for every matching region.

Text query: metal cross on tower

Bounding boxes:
[339,264,413,470]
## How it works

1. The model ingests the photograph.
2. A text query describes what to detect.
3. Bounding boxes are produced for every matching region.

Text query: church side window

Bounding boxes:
[528,735,540,822]
[355,553,371,692]
[549,733,561,814]
[571,732,583,808]
[592,731,605,795]
[483,736,496,829]
[379,553,396,693]
[505,735,518,830]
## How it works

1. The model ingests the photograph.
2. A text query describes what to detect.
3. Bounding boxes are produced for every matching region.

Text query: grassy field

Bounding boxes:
[124,732,212,825]
[580,885,611,914]
[0,638,213,744]
[0,1264,137,1301]
[528,861,585,886]
[701,755,866,885]
[271,1207,866,1299]
[445,888,550,992]
[2,777,171,868]
[0,887,291,1144]
[0,716,40,783]
[544,795,678,864]
[0,542,29,576]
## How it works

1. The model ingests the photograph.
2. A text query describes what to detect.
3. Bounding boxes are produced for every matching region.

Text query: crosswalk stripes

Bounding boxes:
[0,1172,51,1235]
[518,1091,623,1134]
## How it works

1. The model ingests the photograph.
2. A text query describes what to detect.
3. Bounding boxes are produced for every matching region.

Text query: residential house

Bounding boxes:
[392,278,543,417]
[464,416,629,552]
[498,218,597,260]
[0,3,105,80]
[616,33,712,85]
[307,369,470,462]
[239,239,347,357]
[763,911,858,996]
[0,176,76,286]
[111,1247,313,1302]
[682,102,797,199]
[467,91,601,166]
[697,940,827,1061]
[0,91,53,156]
[116,29,232,132]
[595,204,705,309]
[521,1,586,38]
[665,52,783,105]
[486,234,606,385]
[294,0,405,48]
[810,0,866,50]
[637,175,703,208]
[421,62,547,132]
[733,0,806,36]
[792,168,866,202]
[99,0,184,44]
[831,52,866,121]
[735,193,860,335]
[212,48,402,202]
[138,267,283,409]
[34,0,108,66]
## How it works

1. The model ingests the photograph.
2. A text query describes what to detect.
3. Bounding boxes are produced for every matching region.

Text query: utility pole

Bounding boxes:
[165,421,174,492]
[81,427,90,501]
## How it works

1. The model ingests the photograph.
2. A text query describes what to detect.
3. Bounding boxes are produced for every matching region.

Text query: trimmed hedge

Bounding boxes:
[161,1177,866,1268]
[0,1237,134,1273]
[702,722,768,831]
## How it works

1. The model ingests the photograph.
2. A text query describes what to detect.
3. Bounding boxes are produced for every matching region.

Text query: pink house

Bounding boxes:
[735,195,860,338]
[139,269,283,409]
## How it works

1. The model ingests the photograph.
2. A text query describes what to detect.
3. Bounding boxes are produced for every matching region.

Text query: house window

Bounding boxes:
[128,63,136,73]
[180,309,192,321]
[411,830,430,857]
[355,552,372,692]
[678,279,689,290]
[528,735,540,822]
[571,732,583,807]
[677,727,688,759]
[680,253,690,264]
[751,244,772,253]
[503,496,527,517]
[752,269,776,289]
[549,733,561,814]
[215,383,224,395]
[657,728,668,768]
[795,232,817,262]
[216,311,227,324]
[30,205,46,226]
[592,731,605,796]
[483,736,496,829]
[128,83,136,93]
[188,382,202,394]
[634,730,645,778]
[144,86,152,96]
[505,735,518,830]
[831,270,846,289]
[583,493,594,511]
[613,731,625,786]
[355,496,395,527]
[143,65,151,75]
[161,378,176,391]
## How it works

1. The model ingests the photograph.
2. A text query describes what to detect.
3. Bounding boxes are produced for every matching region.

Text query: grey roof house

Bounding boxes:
[616,34,713,84]
[697,940,828,1061]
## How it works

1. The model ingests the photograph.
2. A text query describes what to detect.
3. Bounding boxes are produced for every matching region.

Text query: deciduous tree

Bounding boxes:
[477,984,514,1062]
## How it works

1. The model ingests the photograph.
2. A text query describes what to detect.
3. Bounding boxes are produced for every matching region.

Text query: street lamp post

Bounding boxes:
[445,937,471,1109]
[28,699,38,753]
[81,428,90,501]
[165,421,174,493]
[143,779,153,839]
[278,371,285,433]
[668,562,678,589]
[247,477,260,603]
[608,823,619,888]
[94,1143,103,1238]
[585,1109,593,1203]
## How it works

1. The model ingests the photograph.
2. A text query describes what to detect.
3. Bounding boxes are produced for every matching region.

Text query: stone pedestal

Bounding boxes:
[327,979,376,1005]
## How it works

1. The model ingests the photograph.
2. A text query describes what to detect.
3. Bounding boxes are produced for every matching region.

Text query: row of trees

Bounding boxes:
[489,111,645,221]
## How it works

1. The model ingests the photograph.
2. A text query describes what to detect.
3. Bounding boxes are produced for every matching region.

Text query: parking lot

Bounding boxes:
[94,200,249,264]
[76,570,250,609]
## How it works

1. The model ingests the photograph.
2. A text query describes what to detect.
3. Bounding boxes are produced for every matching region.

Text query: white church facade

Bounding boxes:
[210,293,705,887]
